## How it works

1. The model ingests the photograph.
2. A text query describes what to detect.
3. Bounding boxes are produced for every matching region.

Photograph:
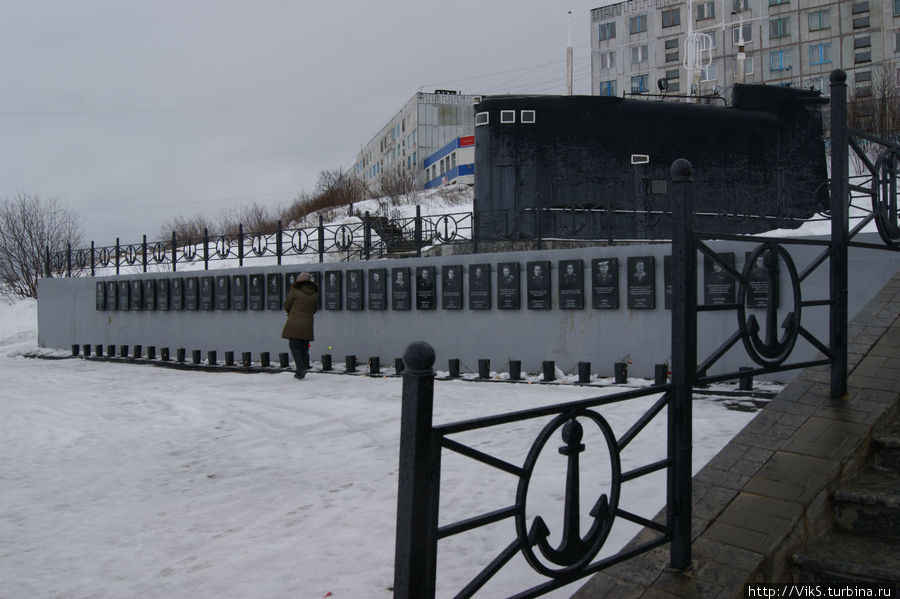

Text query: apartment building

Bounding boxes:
[590,0,900,100]
[351,90,478,192]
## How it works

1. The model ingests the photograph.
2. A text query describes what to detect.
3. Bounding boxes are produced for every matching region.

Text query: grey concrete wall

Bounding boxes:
[37,234,898,379]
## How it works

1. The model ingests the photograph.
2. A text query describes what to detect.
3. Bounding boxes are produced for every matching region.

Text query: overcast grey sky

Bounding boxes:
[1,1,603,245]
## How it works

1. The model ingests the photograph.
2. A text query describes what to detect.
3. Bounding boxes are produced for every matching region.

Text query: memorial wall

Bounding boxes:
[38,235,897,378]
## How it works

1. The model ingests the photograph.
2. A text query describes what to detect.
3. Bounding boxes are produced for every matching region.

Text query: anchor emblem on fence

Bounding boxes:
[334,225,353,251]
[434,215,457,242]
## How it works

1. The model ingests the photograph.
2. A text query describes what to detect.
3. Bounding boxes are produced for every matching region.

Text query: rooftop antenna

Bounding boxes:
[683,0,713,101]
[566,11,574,95]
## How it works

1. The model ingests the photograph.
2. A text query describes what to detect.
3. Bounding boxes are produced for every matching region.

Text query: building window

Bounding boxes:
[895,0,900,16]
[770,49,792,72]
[500,110,515,124]
[735,56,755,75]
[896,67,900,87]
[521,110,536,123]
[769,0,789,5]
[700,33,716,51]
[852,1,869,13]
[666,51,679,62]
[701,63,717,81]
[600,51,615,69]
[809,76,830,95]
[896,30,900,52]
[769,16,790,39]
[475,111,489,126]
[854,36,871,49]
[732,24,752,44]
[857,70,872,83]
[733,0,750,12]
[810,43,832,65]
[632,45,649,64]
[662,8,681,27]
[599,22,616,41]
[853,16,870,28]
[631,74,649,93]
[630,15,647,34]
[855,51,872,64]
[856,86,873,98]
[599,80,617,96]
[666,68,680,80]
[665,38,678,50]
[697,1,715,20]
[808,9,830,31]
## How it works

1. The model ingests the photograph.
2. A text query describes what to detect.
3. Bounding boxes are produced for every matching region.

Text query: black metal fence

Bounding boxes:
[392,69,899,597]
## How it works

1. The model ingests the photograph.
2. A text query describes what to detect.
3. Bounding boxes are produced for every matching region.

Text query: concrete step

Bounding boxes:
[792,530,900,588]
[873,425,900,474]
[834,468,900,538]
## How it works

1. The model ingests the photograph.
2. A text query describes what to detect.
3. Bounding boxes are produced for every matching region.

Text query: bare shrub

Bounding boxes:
[158,214,217,244]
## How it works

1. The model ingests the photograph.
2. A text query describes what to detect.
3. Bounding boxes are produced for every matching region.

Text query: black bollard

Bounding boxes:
[448,358,460,378]
[83,344,92,357]
[578,361,591,384]
[160,347,170,361]
[739,367,754,391]
[394,357,404,374]
[345,355,357,373]
[509,359,522,381]
[133,345,142,360]
[260,352,270,368]
[95,344,104,357]
[176,347,186,363]
[207,350,217,366]
[369,356,380,375]
[71,344,79,356]
[107,344,115,358]
[241,352,252,367]
[614,362,628,384]
[192,349,201,365]
[321,354,332,371]
[542,360,556,382]
[477,358,490,379]
[147,346,156,360]
[279,352,289,368]
[224,351,234,366]
[119,345,128,359]
[655,363,668,385]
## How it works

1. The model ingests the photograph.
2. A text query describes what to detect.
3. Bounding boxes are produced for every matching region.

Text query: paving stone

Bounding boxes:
[570,573,646,599]
[651,569,725,599]
[692,537,764,573]
[781,416,868,460]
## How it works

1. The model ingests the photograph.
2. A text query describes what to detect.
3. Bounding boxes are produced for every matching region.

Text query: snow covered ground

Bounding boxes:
[1,298,762,598]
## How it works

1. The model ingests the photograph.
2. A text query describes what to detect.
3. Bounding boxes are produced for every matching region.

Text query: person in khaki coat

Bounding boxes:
[281,272,319,379]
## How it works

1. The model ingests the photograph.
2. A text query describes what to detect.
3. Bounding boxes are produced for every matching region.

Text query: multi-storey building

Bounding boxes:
[591,0,900,100]
[351,90,478,192]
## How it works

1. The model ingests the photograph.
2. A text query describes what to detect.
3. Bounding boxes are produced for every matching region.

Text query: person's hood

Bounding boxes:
[293,280,319,293]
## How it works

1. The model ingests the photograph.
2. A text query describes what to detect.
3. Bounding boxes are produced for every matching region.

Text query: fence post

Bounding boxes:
[238,224,244,267]
[90,240,95,277]
[276,220,283,266]
[44,246,51,278]
[142,235,148,273]
[829,69,849,400]
[66,243,72,277]
[415,205,422,257]
[364,211,371,260]
[669,158,695,571]
[115,237,121,275]
[203,228,210,271]
[472,209,479,254]
[171,231,177,273]
[318,215,325,263]
[535,208,543,251]
[393,341,439,599]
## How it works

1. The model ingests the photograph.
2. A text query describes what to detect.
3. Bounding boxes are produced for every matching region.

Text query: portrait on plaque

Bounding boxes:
[130,279,143,311]
[346,269,364,311]
[703,253,735,306]
[248,274,264,310]
[664,256,672,310]
[558,259,584,310]
[142,279,156,311]
[745,251,779,309]
[497,262,520,310]
[468,263,491,310]
[171,278,185,311]
[626,256,655,309]
[199,276,214,311]
[96,282,106,311]
[368,268,387,310]
[416,266,436,310]
[156,278,170,311]
[184,277,199,310]
[117,280,130,311]
[392,267,411,310]
[266,273,282,310]
[591,258,618,309]
[105,280,117,311]
[526,261,551,310]
[441,265,463,310]
[231,275,247,310]
[324,270,342,310]
[215,275,230,310]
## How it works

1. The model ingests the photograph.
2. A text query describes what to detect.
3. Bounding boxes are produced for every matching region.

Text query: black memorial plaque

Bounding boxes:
[526,261,551,310]
[310,272,322,306]
[346,269,364,311]
[117,280,130,311]
[285,272,300,289]
[416,266,436,310]
[392,267,411,310]
[441,265,463,310]
[157,278,170,311]
[184,277,199,311]
[704,253,735,306]
[745,251,779,308]
[591,258,618,309]
[171,278,185,311]
[558,259,584,310]
[130,279,143,311]
[248,274,264,310]
[497,262,521,310]
[368,269,387,310]
[214,275,230,310]
[266,273,282,310]
[664,256,672,310]
[626,256,655,309]
[96,282,106,311]
[324,270,342,310]
[105,280,118,311]
[142,279,156,311]
[199,276,214,311]
[468,263,491,310]
[231,275,247,310]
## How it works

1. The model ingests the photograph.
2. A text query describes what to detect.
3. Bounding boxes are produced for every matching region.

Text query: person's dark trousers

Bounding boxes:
[288,338,310,377]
